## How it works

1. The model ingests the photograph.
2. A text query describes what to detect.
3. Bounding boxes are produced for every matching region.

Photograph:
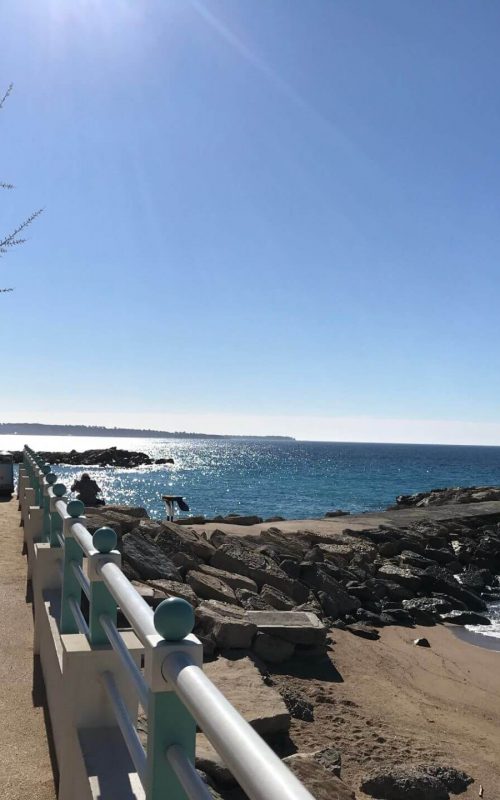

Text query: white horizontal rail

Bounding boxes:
[68,597,90,638]
[99,614,148,711]
[55,498,70,519]
[71,521,97,557]
[162,653,315,800]
[101,670,147,786]
[98,560,157,646]
[71,562,90,598]
[166,744,212,800]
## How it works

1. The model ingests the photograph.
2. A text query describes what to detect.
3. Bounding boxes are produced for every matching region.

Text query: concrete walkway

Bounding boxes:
[0,497,56,800]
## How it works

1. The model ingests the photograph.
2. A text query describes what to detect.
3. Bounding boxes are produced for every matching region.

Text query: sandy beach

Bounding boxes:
[268,623,500,798]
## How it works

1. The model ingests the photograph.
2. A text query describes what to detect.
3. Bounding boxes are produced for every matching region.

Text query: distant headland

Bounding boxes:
[0,422,295,442]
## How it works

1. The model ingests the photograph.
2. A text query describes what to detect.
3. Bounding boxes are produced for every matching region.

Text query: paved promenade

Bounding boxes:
[0,497,56,800]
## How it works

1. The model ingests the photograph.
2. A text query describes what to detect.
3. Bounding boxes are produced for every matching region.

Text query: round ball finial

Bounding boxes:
[93,526,117,553]
[67,499,85,518]
[41,464,52,475]
[53,483,66,497]
[154,598,195,641]
[46,472,57,485]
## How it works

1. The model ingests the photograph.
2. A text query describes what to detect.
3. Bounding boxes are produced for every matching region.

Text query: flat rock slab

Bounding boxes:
[244,611,326,645]
[204,656,290,736]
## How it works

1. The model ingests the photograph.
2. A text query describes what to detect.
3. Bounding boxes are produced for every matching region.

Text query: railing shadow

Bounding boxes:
[32,654,60,794]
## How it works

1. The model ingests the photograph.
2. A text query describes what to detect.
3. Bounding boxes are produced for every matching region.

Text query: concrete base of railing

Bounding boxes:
[33,547,145,799]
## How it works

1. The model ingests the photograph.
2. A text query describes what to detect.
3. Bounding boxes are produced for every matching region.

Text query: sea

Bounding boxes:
[3,434,500,641]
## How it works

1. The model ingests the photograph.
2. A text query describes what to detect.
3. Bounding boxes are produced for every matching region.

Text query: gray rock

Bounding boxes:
[196,563,258,593]
[170,551,202,575]
[345,623,379,640]
[121,534,181,582]
[402,597,452,621]
[195,601,257,649]
[440,610,491,626]
[377,564,425,591]
[244,610,326,645]
[155,522,216,562]
[423,565,486,611]
[211,542,308,603]
[186,571,237,604]
[253,632,295,663]
[279,688,314,722]
[300,563,360,616]
[235,588,273,610]
[414,637,431,647]
[418,765,473,793]
[361,767,449,799]
[314,747,342,778]
[147,579,200,607]
[260,584,296,610]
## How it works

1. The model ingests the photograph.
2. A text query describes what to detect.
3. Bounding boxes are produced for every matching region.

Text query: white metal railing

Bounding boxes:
[20,445,316,800]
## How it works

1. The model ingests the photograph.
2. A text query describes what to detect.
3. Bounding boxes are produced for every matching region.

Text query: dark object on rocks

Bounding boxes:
[71,473,104,507]
[418,765,473,793]
[121,533,181,582]
[360,767,449,799]
[253,632,295,663]
[414,637,431,647]
[440,610,491,626]
[279,688,314,722]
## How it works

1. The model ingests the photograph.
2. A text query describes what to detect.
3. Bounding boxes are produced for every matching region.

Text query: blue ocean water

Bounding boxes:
[4,434,500,521]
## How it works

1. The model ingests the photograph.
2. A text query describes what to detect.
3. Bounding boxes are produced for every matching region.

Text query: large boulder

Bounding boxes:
[154,522,216,562]
[196,563,258,593]
[186,571,237,605]
[121,534,180,582]
[376,564,425,592]
[423,565,486,610]
[244,610,326,646]
[440,610,491,626]
[211,543,308,603]
[147,579,200,607]
[260,584,296,610]
[402,597,456,621]
[195,601,257,649]
[360,768,448,799]
[300,563,360,617]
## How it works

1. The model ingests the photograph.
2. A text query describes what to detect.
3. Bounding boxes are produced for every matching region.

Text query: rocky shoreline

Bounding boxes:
[10,446,174,468]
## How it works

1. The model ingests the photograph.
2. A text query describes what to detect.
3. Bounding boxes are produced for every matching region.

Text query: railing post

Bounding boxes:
[87,527,121,646]
[144,599,203,800]
[60,499,85,635]
[49,482,66,547]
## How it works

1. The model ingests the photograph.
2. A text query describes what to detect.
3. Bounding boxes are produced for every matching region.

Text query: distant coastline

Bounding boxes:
[0,422,294,442]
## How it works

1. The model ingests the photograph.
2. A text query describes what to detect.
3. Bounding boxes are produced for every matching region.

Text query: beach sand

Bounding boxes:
[269,624,500,798]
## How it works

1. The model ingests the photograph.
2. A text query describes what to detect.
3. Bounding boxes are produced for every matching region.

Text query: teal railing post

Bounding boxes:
[87,527,120,646]
[60,499,86,635]
[49,483,67,547]
[42,472,57,543]
[36,463,51,507]
[144,598,203,800]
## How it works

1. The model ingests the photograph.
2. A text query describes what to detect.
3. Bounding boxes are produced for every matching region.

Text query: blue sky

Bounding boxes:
[1,0,500,443]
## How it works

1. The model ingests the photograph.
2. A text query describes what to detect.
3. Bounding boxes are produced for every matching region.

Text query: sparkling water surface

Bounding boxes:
[3,434,500,520]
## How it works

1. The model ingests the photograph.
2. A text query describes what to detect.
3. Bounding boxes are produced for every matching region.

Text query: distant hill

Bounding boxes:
[0,422,295,441]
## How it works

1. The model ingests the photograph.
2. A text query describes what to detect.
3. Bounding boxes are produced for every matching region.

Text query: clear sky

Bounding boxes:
[1,0,500,444]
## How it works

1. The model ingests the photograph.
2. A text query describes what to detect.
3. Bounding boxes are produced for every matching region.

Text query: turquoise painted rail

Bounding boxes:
[20,445,316,800]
